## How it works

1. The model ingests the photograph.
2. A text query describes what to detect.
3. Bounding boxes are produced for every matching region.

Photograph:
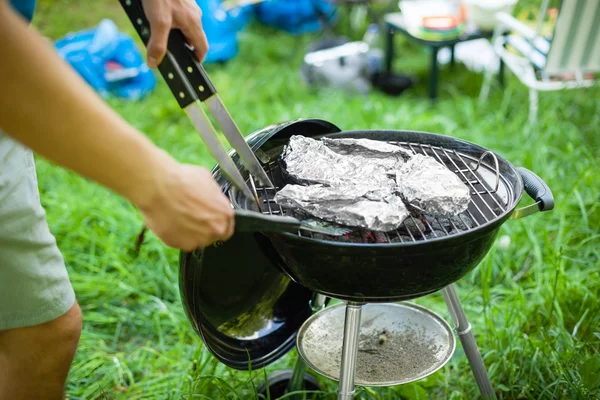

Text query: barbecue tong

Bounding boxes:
[118,0,271,200]
[118,0,352,237]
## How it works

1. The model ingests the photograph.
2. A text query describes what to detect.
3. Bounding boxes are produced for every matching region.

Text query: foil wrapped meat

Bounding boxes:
[397,154,470,217]
[275,136,412,231]
[322,137,413,162]
[281,135,406,190]
[274,185,410,232]
[275,136,469,231]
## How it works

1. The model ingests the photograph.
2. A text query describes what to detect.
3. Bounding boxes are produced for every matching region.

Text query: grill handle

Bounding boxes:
[511,168,554,219]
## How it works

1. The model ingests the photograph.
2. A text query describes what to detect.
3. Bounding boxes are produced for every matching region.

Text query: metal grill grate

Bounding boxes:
[248,141,510,243]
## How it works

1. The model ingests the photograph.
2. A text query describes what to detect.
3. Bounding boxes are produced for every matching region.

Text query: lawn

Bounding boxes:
[32,0,599,399]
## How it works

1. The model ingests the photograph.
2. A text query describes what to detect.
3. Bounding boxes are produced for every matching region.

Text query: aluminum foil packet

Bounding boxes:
[275,136,413,231]
[274,184,410,232]
[322,137,413,161]
[397,154,470,218]
[281,135,408,190]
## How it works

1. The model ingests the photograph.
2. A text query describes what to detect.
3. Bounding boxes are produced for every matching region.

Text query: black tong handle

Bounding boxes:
[118,0,216,107]
[235,210,302,234]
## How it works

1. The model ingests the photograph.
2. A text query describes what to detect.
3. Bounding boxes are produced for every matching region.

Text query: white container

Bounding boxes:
[463,0,518,31]
[399,0,461,34]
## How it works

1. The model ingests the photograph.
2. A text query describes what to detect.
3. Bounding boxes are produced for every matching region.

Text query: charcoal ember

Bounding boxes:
[397,154,470,218]
[389,234,413,243]
[373,231,389,243]
[360,231,389,243]
[452,214,475,230]
[424,217,445,232]
[435,217,451,231]
[338,232,364,243]
[361,231,377,243]
[397,217,426,238]
[425,230,446,239]
[274,184,410,231]
[314,232,362,243]
[312,233,331,241]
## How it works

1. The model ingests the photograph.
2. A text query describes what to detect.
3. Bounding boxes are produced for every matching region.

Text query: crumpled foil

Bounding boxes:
[274,136,470,231]
[274,184,410,232]
[322,137,413,161]
[275,136,412,231]
[397,154,470,218]
[281,135,407,190]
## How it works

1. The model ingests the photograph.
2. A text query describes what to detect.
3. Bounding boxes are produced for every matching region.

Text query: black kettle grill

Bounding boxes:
[179,119,554,399]
[116,2,554,396]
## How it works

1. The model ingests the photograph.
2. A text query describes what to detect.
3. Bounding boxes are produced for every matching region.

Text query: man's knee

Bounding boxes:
[0,302,82,398]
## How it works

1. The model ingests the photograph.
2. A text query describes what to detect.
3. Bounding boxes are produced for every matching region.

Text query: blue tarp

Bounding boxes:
[196,0,254,63]
[53,2,337,97]
[55,19,156,100]
[255,0,336,35]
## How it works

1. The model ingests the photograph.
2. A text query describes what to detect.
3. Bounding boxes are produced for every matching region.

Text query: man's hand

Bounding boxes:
[141,0,208,67]
[139,163,234,251]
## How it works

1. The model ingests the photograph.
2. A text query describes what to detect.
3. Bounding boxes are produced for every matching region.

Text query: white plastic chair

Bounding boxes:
[479,0,600,123]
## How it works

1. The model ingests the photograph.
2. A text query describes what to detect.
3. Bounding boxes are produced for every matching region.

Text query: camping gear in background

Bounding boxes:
[195,0,254,63]
[300,23,416,96]
[299,24,383,94]
[255,0,337,35]
[437,38,500,73]
[462,0,517,31]
[398,0,466,40]
[480,0,600,123]
[301,41,373,94]
[383,10,493,100]
[55,19,156,100]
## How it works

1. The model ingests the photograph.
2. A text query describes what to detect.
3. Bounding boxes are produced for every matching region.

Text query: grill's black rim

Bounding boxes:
[229,129,525,247]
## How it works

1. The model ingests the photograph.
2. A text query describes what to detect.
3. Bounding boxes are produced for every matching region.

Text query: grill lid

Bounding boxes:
[179,119,341,369]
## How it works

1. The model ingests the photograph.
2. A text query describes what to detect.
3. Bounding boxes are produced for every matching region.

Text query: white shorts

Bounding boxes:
[0,131,75,330]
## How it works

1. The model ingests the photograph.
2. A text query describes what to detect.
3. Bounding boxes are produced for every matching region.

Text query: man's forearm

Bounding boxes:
[0,2,174,209]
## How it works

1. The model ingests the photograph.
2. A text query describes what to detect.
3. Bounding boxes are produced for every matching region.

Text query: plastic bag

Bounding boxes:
[195,0,254,63]
[55,19,156,100]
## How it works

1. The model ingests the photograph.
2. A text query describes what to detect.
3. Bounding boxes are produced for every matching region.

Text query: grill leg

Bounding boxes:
[337,303,363,400]
[286,355,308,398]
[286,293,328,397]
[442,285,497,400]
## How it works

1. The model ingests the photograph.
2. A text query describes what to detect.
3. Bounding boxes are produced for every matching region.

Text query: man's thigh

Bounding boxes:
[0,131,75,331]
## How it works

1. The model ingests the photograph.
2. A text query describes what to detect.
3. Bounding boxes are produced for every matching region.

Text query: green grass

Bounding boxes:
[32,0,600,399]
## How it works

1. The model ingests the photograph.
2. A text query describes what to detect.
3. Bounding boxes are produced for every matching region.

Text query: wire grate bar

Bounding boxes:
[243,138,514,244]
[405,144,456,237]
[423,145,492,222]
[452,149,506,212]
[408,215,427,240]
[412,143,486,226]
[394,229,405,242]
[438,147,498,218]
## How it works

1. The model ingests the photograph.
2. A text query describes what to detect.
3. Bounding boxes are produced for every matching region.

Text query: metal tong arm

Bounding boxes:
[234,209,302,233]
